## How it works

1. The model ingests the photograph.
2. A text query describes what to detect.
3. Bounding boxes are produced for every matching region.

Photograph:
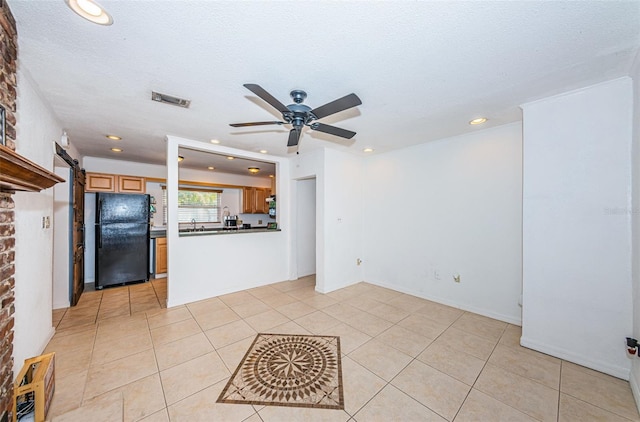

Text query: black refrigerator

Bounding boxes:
[95,193,150,289]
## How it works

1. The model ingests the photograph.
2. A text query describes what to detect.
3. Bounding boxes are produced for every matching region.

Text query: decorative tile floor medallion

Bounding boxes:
[218,333,344,409]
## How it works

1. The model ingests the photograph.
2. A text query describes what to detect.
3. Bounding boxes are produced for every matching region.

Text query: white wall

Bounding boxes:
[13,69,62,376]
[290,148,325,287]
[630,52,640,405]
[322,149,364,292]
[521,78,633,379]
[362,123,523,324]
[84,193,96,283]
[290,148,365,293]
[165,137,292,306]
[52,164,71,308]
[296,178,316,277]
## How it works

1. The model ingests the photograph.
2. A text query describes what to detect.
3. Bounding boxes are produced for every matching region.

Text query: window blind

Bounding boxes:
[162,186,222,224]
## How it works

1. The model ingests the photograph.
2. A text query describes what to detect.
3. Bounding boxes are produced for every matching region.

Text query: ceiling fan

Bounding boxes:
[230,84,362,147]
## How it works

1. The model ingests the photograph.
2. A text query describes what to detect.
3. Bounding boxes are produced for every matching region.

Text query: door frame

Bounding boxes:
[54,143,85,306]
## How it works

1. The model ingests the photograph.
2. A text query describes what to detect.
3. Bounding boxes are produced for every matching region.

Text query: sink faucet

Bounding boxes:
[191,218,196,231]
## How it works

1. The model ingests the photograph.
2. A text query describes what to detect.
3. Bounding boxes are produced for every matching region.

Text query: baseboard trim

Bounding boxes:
[366,279,522,326]
[521,336,630,380]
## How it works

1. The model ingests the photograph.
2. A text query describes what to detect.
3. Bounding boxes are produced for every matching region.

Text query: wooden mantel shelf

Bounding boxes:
[0,145,64,192]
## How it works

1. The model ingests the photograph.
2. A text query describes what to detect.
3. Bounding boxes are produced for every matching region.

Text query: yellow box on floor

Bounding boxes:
[13,352,55,422]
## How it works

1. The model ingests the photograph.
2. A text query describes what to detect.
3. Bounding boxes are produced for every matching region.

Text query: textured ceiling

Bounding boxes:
[7,1,640,170]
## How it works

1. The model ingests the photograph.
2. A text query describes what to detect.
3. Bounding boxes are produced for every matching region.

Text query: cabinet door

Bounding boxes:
[255,188,269,214]
[119,175,146,193]
[86,173,116,192]
[242,187,255,213]
[156,237,167,274]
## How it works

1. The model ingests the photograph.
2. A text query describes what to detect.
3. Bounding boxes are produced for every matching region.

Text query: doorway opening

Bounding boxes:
[52,144,85,307]
[296,178,316,280]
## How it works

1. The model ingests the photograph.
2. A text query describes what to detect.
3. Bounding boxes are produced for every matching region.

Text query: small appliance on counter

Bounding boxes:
[224,215,238,227]
[267,195,276,218]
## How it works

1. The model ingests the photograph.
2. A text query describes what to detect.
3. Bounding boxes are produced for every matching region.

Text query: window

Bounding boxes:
[163,186,222,224]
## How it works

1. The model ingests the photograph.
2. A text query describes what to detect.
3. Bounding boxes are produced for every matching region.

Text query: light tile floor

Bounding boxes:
[45,277,640,421]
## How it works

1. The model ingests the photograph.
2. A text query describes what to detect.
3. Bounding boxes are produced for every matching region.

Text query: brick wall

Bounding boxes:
[0,194,14,418]
[0,0,17,151]
[0,0,18,419]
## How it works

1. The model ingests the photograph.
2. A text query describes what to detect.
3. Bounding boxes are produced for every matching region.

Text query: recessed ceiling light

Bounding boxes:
[106,135,121,141]
[248,167,260,174]
[259,150,268,154]
[65,0,113,25]
[110,147,122,152]
[469,117,488,125]
[207,166,215,170]
[363,148,374,153]
[210,139,220,144]
[269,175,274,178]
[227,156,235,160]
[178,156,184,162]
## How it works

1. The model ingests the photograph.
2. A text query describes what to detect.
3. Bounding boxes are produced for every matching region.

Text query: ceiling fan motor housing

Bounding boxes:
[285,103,315,127]
[290,89,307,104]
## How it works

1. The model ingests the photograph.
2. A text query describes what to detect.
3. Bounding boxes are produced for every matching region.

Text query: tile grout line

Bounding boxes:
[146,305,171,420]
[450,322,509,421]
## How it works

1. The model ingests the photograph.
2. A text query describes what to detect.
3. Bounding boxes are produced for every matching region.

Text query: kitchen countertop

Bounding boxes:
[150,227,280,238]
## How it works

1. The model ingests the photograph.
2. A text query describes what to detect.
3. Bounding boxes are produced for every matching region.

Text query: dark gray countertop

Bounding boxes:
[150,227,280,238]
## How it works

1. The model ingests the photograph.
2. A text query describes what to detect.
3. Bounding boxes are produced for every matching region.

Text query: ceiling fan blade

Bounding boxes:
[230,121,284,127]
[312,123,356,139]
[287,128,301,147]
[311,93,362,120]
[243,84,290,114]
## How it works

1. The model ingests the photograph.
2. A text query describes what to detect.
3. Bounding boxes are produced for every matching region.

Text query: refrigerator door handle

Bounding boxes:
[96,224,102,249]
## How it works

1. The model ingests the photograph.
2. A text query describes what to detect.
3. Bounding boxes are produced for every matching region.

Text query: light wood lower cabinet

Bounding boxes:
[86,172,146,193]
[155,237,167,274]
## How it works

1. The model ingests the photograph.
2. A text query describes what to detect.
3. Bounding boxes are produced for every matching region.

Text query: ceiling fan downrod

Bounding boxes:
[290,90,307,104]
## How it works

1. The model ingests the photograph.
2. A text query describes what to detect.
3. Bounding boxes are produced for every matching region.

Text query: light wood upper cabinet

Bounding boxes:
[86,173,146,193]
[242,186,255,214]
[86,173,116,192]
[255,188,269,214]
[242,186,270,214]
[118,175,146,193]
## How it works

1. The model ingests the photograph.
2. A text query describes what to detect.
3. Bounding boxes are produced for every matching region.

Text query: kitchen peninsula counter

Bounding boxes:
[151,227,280,238]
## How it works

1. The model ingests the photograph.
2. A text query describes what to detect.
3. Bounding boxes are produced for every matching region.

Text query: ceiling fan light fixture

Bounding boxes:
[248,167,260,174]
[65,0,113,25]
[469,117,488,125]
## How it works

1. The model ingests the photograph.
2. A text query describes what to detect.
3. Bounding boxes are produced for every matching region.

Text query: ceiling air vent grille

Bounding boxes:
[151,91,191,108]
